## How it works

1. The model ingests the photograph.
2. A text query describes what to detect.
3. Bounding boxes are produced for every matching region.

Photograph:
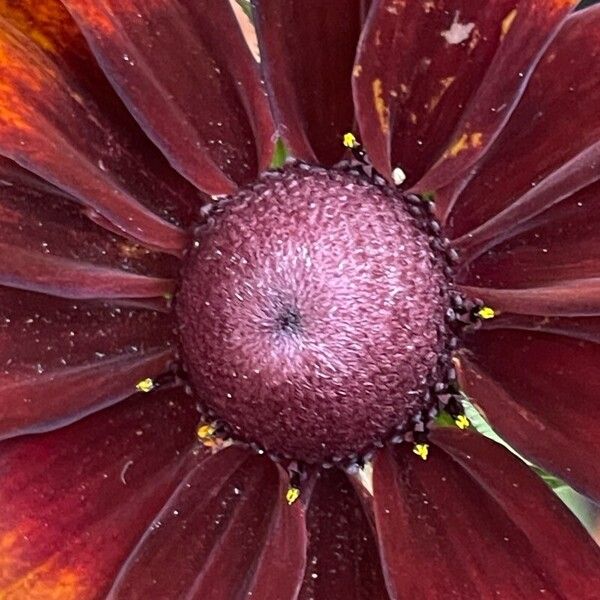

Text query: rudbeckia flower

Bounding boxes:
[1,0,600,597]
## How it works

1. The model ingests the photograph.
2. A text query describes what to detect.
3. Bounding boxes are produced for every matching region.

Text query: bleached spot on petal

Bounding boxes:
[445,131,483,158]
[501,9,518,40]
[372,78,390,135]
[441,12,475,45]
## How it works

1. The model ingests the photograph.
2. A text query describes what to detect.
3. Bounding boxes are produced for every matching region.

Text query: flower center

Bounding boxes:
[176,165,451,464]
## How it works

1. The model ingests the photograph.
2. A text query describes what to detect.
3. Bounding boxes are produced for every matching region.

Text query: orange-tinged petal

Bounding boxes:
[0,0,83,56]
[0,534,84,600]
[0,2,205,253]
[0,389,203,599]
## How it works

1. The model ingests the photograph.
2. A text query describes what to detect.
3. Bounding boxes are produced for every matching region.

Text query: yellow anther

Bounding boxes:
[454,415,470,430]
[286,486,301,505]
[477,306,496,320]
[343,132,359,149]
[413,443,430,461]
[196,422,217,440]
[135,378,155,393]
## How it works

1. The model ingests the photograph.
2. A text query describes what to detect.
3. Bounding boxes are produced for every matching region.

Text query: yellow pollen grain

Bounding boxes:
[455,415,471,430]
[343,132,358,149]
[413,443,429,461]
[135,378,155,393]
[353,64,362,78]
[477,306,496,320]
[501,9,518,39]
[372,78,390,135]
[196,423,216,439]
[286,487,300,505]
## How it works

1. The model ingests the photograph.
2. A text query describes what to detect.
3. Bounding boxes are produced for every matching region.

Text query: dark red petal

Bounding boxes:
[0,5,205,252]
[354,0,517,184]
[299,469,388,600]
[481,313,600,345]
[457,328,600,502]
[63,0,275,196]
[445,6,600,238]
[0,158,177,299]
[413,0,577,210]
[458,180,600,290]
[108,448,306,599]
[373,434,600,599]
[458,280,600,317]
[0,286,177,439]
[0,388,202,599]
[253,0,364,166]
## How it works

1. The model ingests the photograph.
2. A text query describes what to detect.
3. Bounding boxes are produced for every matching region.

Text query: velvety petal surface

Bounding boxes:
[253,0,365,165]
[458,280,600,317]
[0,388,202,600]
[0,286,177,439]
[481,313,600,344]
[64,0,275,195]
[0,1,206,252]
[458,328,600,502]
[445,5,600,240]
[413,0,577,207]
[458,179,600,289]
[373,431,600,599]
[108,447,306,600]
[457,179,600,316]
[0,157,177,299]
[299,469,388,600]
[354,0,575,187]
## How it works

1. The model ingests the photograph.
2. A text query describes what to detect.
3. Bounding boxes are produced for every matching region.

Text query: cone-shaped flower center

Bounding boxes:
[177,166,449,463]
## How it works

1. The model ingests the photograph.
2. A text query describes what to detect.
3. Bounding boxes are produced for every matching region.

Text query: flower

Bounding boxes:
[1,0,600,598]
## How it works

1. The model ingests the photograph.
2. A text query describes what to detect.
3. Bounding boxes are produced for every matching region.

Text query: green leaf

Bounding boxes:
[235,0,253,20]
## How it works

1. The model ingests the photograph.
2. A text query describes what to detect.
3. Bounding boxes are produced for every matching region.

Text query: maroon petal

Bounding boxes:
[413,0,577,209]
[253,0,365,166]
[0,388,202,599]
[457,328,600,502]
[0,6,203,252]
[63,0,275,195]
[0,286,177,439]
[373,433,600,599]
[481,313,600,345]
[354,0,517,184]
[299,469,388,600]
[0,158,177,299]
[108,448,306,599]
[458,280,600,317]
[458,180,600,290]
[444,5,600,238]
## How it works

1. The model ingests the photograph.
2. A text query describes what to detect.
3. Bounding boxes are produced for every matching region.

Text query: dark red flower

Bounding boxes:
[1,1,600,598]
